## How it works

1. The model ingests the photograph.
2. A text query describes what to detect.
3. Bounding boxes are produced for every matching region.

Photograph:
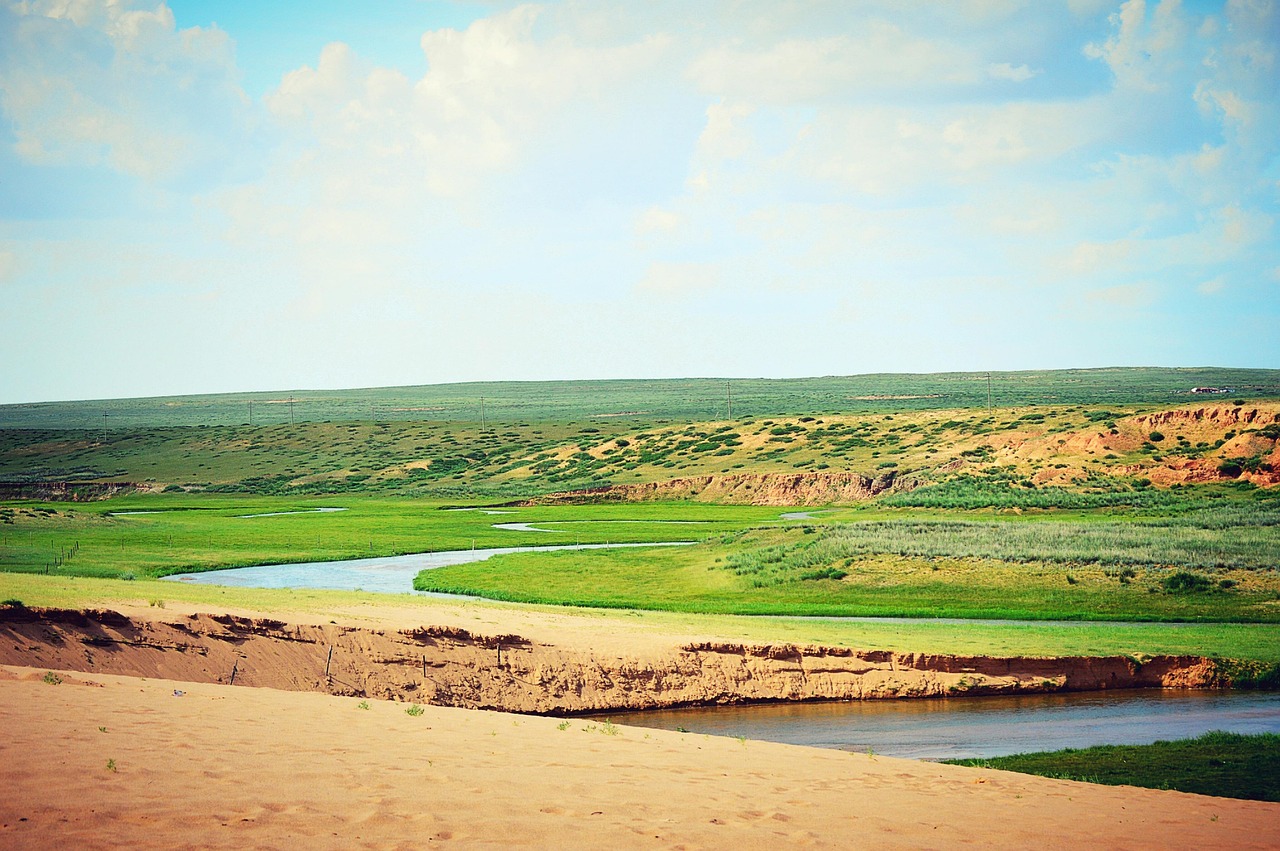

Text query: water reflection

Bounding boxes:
[602,689,1280,760]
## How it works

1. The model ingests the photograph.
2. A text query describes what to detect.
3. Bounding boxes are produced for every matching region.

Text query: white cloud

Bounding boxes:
[987,62,1039,81]
[1197,276,1225,294]
[0,0,250,180]
[687,21,985,104]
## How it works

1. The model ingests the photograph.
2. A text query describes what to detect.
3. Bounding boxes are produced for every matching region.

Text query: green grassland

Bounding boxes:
[5,367,1277,430]
[947,732,1280,802]
[3,395,1277,502]
[0,495,779,578]
[1,368,1278,664]
[412,499,1280,623]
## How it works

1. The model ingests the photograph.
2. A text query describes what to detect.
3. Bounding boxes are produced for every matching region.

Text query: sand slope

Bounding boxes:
[2,666,1276,849]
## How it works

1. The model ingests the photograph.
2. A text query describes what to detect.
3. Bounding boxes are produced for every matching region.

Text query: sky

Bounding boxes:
[0,0,1277,404]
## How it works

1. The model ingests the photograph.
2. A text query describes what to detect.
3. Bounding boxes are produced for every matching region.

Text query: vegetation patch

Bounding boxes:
[946,731,1280,802]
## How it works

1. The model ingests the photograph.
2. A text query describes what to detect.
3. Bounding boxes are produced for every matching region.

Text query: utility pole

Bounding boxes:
[102,412,107,441]
[480,396,487,430]
[986,373,992,409]
[726,381,733,419]
[248,399,253,426]
[289,396,295,425]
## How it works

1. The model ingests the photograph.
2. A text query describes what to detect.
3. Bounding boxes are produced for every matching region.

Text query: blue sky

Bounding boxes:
[0,0,1276,403]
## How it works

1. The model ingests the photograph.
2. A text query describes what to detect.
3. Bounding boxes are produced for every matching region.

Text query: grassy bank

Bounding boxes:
[3,573,1280,663]
[413,503,1280,623]
[948,732,1280,802]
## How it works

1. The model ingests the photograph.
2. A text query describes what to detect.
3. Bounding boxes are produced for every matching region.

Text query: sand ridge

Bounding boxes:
[1,665,1276,849]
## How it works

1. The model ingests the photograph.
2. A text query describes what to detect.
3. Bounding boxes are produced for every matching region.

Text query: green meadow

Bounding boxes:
[0,495,778,578]
[2,367,1279,667]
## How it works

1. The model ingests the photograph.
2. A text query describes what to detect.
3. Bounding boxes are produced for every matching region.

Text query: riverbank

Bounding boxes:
[0,605,1238,714]
[3,664,1277,849]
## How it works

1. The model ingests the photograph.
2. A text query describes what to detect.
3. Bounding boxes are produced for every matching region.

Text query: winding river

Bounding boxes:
[164,541,693,595]
[162,527,1280,758]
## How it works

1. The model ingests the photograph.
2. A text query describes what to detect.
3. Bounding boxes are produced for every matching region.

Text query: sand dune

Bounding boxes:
[2,665,1276,849]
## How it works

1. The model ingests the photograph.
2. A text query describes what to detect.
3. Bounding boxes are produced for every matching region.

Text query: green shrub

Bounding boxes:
[1163,571,1213,594]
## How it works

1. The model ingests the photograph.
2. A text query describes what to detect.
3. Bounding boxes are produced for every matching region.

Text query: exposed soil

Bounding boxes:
[0,606,1227,714]
[519,470,909,507]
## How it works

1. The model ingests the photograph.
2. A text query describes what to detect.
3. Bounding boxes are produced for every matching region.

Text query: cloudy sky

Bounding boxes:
[1,0,1276,403]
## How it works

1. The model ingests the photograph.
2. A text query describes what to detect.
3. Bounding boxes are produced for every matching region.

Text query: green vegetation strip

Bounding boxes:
[0,496,774,579]
[2,574,1280,663]
[947,732,1280,802]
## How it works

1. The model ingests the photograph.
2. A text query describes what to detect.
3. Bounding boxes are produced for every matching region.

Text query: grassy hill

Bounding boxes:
[3,367,1277,430]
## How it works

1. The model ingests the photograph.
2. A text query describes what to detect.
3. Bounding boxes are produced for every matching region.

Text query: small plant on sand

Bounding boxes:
[405,704,424,716]
[600,720,620,736]
[42,671,62,686]
[557,720,571,731]
[357,700,370,710]
[106,759,117,773]
[149,599,165,608]
[98,726,107,733]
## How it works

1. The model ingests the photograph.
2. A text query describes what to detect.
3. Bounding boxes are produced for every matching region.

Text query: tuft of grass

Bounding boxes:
[357,700,370,710]
[405,704,424,717]
[42,671,62,686]
[946,731,1280,802]
[106,758,117,773]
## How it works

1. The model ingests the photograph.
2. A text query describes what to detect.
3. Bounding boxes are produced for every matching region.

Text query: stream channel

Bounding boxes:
[165,541,1280,760]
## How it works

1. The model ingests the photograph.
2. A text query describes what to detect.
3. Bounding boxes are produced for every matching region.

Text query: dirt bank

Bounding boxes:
[519,470,911,507]
[0,606,1226,714]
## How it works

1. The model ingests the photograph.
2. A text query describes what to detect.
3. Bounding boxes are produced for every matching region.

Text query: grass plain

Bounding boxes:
[2,367,1279,663]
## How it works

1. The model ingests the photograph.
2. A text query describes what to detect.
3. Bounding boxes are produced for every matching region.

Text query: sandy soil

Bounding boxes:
[3,666,1277,850]
[0,607,1220,713]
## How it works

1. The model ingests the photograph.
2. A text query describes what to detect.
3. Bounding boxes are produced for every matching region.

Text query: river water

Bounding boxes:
[601,689,1280,760]
[163,541,693,595]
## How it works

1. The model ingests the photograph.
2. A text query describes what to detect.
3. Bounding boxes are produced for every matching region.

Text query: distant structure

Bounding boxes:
[1190,387,1229,394]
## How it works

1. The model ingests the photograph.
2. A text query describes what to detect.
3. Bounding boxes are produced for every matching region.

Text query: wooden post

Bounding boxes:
[325,646,334,679]
[230,660,238,686]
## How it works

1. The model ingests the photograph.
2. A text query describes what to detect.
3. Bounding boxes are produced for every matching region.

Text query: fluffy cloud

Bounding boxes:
[1,0,1276,402]
[0,0,251,181]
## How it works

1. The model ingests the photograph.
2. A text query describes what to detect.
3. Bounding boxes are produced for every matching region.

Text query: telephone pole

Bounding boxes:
[986,373,992,409]
[726,381,733,419]
[480,396,487,429]
[289,396,295,425]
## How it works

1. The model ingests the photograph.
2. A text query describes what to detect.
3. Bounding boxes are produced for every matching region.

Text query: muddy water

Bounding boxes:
[601,689,1280,760]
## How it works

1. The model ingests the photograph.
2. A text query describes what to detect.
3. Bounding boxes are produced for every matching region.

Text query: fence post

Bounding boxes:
[325,646,334,679]
[230,660,238,686]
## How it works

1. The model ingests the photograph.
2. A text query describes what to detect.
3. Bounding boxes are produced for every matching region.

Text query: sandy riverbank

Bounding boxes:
[3,665,1277,849]
[0,606,1224,713]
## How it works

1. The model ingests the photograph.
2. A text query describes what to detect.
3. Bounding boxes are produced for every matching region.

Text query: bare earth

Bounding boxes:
[2,665,1277,849]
